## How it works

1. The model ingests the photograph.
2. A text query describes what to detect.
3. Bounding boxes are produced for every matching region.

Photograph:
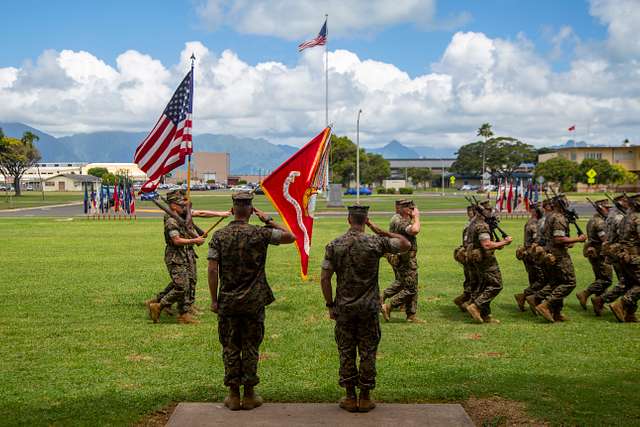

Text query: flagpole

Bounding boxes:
[324,14,331,192]
[187,53,195,202]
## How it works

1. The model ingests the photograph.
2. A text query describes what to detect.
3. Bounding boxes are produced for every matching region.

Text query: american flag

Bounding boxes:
[298,20,327,51]
[134,69,193,193]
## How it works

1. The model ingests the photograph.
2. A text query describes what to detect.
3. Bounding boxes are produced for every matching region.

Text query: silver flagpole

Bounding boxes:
[324,14,330,194]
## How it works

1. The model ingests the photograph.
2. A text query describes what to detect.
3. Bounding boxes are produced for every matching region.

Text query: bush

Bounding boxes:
[385,188,397,194]
[399,187,413,194]
[376,187,386,194]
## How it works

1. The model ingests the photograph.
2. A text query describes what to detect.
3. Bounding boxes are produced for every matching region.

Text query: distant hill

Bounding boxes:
[0,122,298,174]
[368,139,456,159]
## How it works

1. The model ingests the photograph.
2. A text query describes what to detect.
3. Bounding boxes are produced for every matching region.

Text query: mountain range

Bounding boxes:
[1,122,456,172]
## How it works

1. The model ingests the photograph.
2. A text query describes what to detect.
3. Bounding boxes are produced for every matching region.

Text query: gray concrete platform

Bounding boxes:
[166,402,474,426]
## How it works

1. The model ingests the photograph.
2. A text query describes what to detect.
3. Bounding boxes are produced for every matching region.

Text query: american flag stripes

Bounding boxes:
[298,19,327,51]
[134,69,194,193]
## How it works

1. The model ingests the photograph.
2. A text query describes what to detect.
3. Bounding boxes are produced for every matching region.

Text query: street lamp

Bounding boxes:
[356,109,363,204]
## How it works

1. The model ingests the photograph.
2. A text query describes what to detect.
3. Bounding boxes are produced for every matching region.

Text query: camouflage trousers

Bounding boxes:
[522,256,545,297]
[459,263,478,302]
[158,260,196,314]
[384,265,418,316]
[602,262,627,303]
[621,255,640,307]
[335,312,381,390]
[540,255,576,312]
[470,260,503,316]
[585,254,613,295]
[218,308,265,387]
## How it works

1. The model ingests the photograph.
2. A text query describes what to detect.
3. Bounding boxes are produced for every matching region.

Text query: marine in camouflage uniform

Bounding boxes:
[453,206,478,310]
[380,199,421,322]
[208,192,294,410]
[535,195,586,323]
[381,201,403,305]
[321,205,409,413]
[465,200,512,323]
[594,195,630,316]
[515,203,545,312]
[575,200,612,313]
[147,190,205,324]
[609,194,640,323]
[525,199,554,312]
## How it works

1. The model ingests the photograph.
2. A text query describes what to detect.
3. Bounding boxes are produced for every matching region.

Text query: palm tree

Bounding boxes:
[477,123,493,188]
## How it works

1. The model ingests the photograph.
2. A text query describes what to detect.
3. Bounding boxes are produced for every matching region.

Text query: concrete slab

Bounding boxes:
[166,402,474,427]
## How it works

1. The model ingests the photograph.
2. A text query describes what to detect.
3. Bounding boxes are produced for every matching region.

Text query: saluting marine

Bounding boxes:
[208,192,295,410]
[380,199,422,323]
[321,205,410,412]
[575,199,613,313]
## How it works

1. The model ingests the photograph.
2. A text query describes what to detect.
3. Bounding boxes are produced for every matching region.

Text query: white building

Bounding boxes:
[43,174,101,192]
[0,162,85,185]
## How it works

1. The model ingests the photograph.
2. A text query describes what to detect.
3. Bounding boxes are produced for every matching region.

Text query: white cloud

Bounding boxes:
[590,0,640,59]
[196,0,470,39]
[2,22,640,149]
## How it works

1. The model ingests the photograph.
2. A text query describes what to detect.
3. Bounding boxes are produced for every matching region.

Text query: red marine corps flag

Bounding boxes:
[261,126,332,279]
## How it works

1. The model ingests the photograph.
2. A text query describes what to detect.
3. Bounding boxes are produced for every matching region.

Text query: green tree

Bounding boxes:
[407,167,432,189]
[451,136,536,178]
[87,167,110,179]
[329,135,390,186]
[534,157,579,192]
[0,129,41,196]
[101,173,116,185]
[610,164,638,185]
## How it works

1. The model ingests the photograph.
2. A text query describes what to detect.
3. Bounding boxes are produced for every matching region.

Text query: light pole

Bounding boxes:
[356,109,363,204]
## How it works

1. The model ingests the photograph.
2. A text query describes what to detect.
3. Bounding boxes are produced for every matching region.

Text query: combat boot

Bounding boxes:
[144,297,158,307]
[453,294,468,312]
[514,294,526,312]
[591,296,605,316]
[339,387,358,412]
[224,385,241,411]
[535,301,555,323]
[406,315,424,323]
[609,300,626,323]
[576,290,590,310]
[242,385,263,410]
[358,389,376,412]
[148,303,163,323]
[525,295,538,315]
[381,303,391,322]
[177,313,200,324]
[466,303,484,323]
[625,305,638,323]
[553,311,568,322]
[482,315,500,324]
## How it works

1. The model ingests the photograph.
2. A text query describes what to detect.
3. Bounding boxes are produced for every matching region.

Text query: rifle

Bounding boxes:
[605,192,627,215]
[586,197,607,218]
[466,196,509,240]
[159,195,206,236]
[549,188,584,235]
[151,198,201,239]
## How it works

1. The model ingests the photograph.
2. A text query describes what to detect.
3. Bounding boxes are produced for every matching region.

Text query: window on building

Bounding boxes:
[45,182,54,187]
[614,150,633,161]
[570,152,577,161]
[585,152,602,160]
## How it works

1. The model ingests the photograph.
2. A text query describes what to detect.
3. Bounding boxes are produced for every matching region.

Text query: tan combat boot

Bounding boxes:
[339,387,358,412]
[535,301,555,323]
[242,385,263,410]
[466,303,484,323]
[177,313,200,324]
[148,302,163,323]
[608,300,626,323]
[381,304,391,322]
[553,311,568,322]
[453,294,468,312]
[358,389,376,412]
[514,294,526,312]
[591,296,605,316]
[525,295,538,315]
[482,315,501,324]
[406,315,424,323]
[576,290,590,310]
[144,297,158,307]
[224,385,241,411]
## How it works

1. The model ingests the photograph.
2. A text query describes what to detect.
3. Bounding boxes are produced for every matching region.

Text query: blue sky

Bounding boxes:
[2,0,605,75]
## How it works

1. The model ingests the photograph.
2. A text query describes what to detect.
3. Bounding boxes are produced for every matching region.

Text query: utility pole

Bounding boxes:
[356,109,362,205]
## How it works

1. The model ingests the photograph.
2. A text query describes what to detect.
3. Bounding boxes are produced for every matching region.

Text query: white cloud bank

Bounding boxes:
[0,0,638,149]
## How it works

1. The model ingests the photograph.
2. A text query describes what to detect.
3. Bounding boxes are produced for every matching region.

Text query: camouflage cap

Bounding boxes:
[397,199,415,207]
[595,199,612,208]
[627,193,640,202]
[348,205,370,215]
[166,189,186,205]
[479,199,492,208]
[613,194,628,201]
[232,191,254,205]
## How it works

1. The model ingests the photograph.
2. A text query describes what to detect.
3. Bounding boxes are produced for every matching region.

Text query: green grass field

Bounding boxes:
[0,192,82,210]
[1,216,638,426]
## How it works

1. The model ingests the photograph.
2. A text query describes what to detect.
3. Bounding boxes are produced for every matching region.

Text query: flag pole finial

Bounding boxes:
[190,53,196,69]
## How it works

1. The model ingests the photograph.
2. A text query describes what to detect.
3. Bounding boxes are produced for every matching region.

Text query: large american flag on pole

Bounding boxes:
[134,69,193,193]
[298,19,327,51]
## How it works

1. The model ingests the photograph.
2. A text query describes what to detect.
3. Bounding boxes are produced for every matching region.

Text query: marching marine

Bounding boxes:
[514,203,545,312]
[453,206,478,310]
[321,205,410,412]
[380,199,422,322]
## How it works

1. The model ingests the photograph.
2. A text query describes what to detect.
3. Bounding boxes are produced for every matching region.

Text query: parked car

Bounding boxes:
[140,191,159,201]
[25,185,34,191]
[344,187,372,195]
[230,185,252,192]
[479,184,496,192]
[459,184,479,191]
[254,185,265,195]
